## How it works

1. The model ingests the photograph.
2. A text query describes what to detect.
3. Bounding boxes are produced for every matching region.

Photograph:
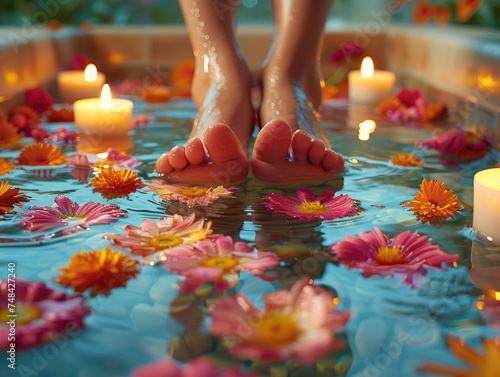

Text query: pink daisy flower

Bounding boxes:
[104,213,215,264]
[69,147,141,170]
[145,180,238,206]
[329,226,459,288]
[19,194,125,234]
[418,128,490,159]
[128,357,256,377]
[209,278,349,365]
[131,114,150,128]
[162,235,280,294]
[0,279,90,351]
[262,188,359,221]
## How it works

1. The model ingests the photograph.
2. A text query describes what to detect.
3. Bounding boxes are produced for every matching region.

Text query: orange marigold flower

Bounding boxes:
[403,179,462,225]
[435,5,451,25]
[170,59,194,93]
[45,20,62,31]
[0,180,29,215]
[12,106,41,125]
[391,153,423,167]
[0,159,14,175]
[413,0,435,25]
[322,85,341,101]
[0,119,22,147]
[141,86,171,103]
[90,168,145,200]
[17,143,68,166]
[456,0,483,23]
[57,248,139,297]
[46,105,74,122]
[420,336,500,377]
[80,21,92,31]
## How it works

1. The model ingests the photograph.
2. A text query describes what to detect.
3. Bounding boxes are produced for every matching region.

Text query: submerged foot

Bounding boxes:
[156,57,254,185]
[252,66,345,184]
[156,123,249,185]
[251,120,344,184]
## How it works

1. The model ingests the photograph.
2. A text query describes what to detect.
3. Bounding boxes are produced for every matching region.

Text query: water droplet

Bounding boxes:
[205,35,209,40]
[199,22,205,26]
[289,16,294,21]
[203,43,207,48]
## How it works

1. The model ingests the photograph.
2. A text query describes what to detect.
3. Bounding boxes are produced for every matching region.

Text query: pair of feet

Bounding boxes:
[155,62,345,185]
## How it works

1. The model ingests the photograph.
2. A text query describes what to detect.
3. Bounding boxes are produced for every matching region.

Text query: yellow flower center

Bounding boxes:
[178,186,209,197]
[202,257,238,271]
[374,246,406,265]
[256,311,301,346]
[94,160,115,168]
[0,304,41,325]
[186,229,208,244]
[299,201,326,214]
[148,234,184,249]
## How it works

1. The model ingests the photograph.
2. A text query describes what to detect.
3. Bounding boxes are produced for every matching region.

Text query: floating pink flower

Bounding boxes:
[131,114,150,128]
[51,127,79,145]
[209,278,349,364]
[105,213,215,264]
[0,279,90,351]
[163,235,280,294]
[418,128,490,159]
[129,357,255,377]
[68,53,91,70]
[329,43,364,65]
[19,194,125,234]
[262,188,359,221]
[329,226,459,287]
[70,148,141,170]
[145,180,237,206]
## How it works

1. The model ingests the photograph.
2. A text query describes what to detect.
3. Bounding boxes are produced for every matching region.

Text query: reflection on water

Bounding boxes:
[0,98,500,376]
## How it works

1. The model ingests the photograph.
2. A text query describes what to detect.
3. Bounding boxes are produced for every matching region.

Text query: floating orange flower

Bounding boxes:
[0,119,22,147]
[413,0,435,25]
[80,21,92,31]
[435,5,451,25]
[322,85,341,101]
[45,20,62,31]
[57,248,139,297]
[141,86,171,103]
[0,159,14,175]
[17,143,68,166]
[170,59,194,93]
[403,179,462,225]
[90,168,145,200]
[391,153,423,167]
[11,106,41,125]
[46,106,74,122]
[0,181,29,215]
[420,336,500,377]
[456,0,483,23]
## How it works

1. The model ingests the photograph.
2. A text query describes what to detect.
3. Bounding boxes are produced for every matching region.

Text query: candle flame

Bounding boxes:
[361,57,374,78]
[101,84,112,109]
[84,64,98,82]
[496,291,500,301]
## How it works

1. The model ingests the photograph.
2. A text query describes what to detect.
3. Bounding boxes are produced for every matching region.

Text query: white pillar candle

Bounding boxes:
[74,84,133,137]
[57,64,106,103]
[348,57,396,105]
[473,168,500,243]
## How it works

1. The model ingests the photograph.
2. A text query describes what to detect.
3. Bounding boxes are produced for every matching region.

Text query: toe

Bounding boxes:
[291,129,312,161]
[203,123,246,162]
[169,145,188,170]
[155,153,173,175]
[322,150,337,171]
[308,139,326,165]
[252,120,292,163]
[185,138,205,165]
[333,151,346,172]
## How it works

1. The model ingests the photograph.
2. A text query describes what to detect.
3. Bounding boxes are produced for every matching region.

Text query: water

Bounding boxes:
[0,97,499,377]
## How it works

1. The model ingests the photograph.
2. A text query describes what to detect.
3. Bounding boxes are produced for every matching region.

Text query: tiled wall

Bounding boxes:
[0,24,499,148]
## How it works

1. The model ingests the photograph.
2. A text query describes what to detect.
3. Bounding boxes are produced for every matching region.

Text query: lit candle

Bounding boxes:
[57,64,106,103]
[473,168,500,243]
[348,57,396,105]
[74,84,133,137]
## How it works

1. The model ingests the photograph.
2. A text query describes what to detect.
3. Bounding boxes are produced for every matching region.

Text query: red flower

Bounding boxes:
[68,53,91,70]
[419,128,490,159]
[329,43,364,65]
[457,0,483,23]
[413,1,435,25]
[46,106,74,122]
[25,87,54,114]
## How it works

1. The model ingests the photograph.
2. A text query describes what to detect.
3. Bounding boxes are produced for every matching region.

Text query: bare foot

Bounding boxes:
[251,66,345,184]
[156,60,254,185]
